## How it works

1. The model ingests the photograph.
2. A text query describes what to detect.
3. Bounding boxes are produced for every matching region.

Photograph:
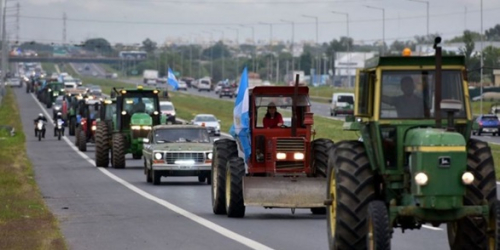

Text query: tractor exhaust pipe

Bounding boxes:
[433,37,442,129]
[291,74,299,137]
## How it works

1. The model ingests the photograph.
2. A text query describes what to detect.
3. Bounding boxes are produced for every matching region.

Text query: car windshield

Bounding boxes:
[338,95,354,104]
[381,70,466,119]
[194,116,217,122]
[154,128,210,143]
[160,104,174,111]
[481,116,499,121]
[123,97,158,113]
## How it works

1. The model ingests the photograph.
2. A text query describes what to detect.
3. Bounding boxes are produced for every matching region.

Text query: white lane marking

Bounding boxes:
[421,225,443,231]
[30,93,274,250]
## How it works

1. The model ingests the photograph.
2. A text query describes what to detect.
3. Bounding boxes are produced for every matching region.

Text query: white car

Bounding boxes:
[177,81,187,91]
[160,101,176,123]
[191,114,221,136]
[6,78,22,88]
[198,79,211,92]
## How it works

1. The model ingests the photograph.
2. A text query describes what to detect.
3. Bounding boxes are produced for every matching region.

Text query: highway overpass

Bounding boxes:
[9,56,145,64]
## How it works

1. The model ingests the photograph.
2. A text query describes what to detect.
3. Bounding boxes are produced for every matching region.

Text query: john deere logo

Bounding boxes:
[438,157,451,167]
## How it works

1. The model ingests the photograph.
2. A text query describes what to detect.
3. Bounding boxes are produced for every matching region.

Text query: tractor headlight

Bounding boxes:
[154,152,163,160]
[293,152,304,160]
[121,111,127,115]
[207,153,213,160]
[415,172,429,186]
[462,172,475,185]
[48,89,52,92]
[131,125,141,130]
[142,126,152,130]
[276,152,286,160]
[153,111,159,115]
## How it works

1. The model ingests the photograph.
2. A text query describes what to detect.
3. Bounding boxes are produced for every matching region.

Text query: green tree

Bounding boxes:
[461,30,480,82]
[485,24,500,41]
[142,38,157,53]
[82,38,113,55]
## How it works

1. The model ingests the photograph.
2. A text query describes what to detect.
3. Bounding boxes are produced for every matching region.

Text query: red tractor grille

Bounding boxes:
[276,138,305,152]
[276,161,304,170]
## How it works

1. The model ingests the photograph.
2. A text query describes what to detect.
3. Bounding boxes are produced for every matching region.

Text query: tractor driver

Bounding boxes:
[263,102,284,128]
[382,76,424,118]
[131,98,146,113]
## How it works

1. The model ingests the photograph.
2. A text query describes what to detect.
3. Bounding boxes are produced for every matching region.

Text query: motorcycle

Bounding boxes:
[54,119,64,140]
[35,120,46,141]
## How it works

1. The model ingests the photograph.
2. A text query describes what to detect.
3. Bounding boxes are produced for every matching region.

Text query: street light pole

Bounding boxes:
[480,0,484,115]
[302,15,319,85]
[408,0,429,37]
[0,0,6,98]
[213,29,225,80]
[281,19,295,73]
[203,31,214,78]
[240,24,256,73]
[365,5,385,55]
[259,22,274,81]
[332,11,351,87]
[227,27,240,78]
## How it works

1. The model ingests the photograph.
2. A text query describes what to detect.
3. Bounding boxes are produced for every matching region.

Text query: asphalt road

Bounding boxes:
[70,63,107,78]
[15,86,469,250]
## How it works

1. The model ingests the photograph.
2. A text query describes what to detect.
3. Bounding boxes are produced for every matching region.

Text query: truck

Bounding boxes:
[143,70,159,85]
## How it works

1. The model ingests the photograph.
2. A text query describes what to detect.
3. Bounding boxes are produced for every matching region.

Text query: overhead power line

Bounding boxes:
[19,6,500,26]
[81,0,379,4]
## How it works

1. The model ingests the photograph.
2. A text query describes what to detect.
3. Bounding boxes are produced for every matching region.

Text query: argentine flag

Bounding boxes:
[167,68,179,91]
[229,67,251,163]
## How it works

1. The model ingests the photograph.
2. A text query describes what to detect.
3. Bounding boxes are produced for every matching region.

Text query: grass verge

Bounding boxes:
[0,89,66,250]
[41,63,56,74]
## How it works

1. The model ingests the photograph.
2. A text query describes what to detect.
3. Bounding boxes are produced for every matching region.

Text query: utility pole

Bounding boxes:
[227,27,239,78]
[480,0,484,115]
[15,2,19,42]
[281,20,295,73]
[213,29,225,80]
[203,31,213,78]
[302,15,319,85]
[0,0,5,99]
[63,12,67,45]
[365,5,385,55]
[241,25,256,73]
[259,22,273,81]
[332,11,351,87]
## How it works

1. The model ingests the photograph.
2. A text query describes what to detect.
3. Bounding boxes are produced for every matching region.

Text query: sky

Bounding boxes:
[10,0,500,46]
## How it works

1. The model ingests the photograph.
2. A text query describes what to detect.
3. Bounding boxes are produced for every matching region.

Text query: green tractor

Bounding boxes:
[326,37,500,249]
[94,98,117,167]
[94,87,161,168]
[42,81,64,109]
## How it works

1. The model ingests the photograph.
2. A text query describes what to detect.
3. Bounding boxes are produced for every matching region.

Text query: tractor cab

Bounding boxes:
[250,86,314,174]
[44,81,65,108]
[326,38,498,249]
[75,97,101,151]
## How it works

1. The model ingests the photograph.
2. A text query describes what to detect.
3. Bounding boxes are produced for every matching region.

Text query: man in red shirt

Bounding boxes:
[263,102,284,128]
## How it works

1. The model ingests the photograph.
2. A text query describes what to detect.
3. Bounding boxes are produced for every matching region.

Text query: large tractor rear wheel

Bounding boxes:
[211,139,237,215]
[367,201,391,250]
[447,139,497,250]
[327,140,376,250]
[225,157,246,218]
[111,133,126,169]
[78,130,87,152]
[95,123,110,168]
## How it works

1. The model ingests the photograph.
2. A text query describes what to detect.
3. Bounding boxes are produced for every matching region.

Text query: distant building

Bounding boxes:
[334,52,377,87]
[415,41,500,56]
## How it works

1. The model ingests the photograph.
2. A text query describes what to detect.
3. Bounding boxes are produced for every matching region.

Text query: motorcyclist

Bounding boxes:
[34,113,47,138]
[54,112,65,137]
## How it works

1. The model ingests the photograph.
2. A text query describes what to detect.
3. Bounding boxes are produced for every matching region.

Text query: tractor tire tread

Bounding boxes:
[368,201,391,250]
[95,123,110,167]
[212,139,238,215]
[112,133,126,169]
[312,138,335,177]
[226,157,246,218]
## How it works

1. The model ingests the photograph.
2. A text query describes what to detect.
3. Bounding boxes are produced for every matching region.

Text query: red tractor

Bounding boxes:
[211,81,334,217]
[75,98,101,152]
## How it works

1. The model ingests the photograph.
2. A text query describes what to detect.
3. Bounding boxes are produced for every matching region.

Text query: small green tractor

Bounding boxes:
[326,37,500,249]
[94,87,161,168]
[41,80,64,108]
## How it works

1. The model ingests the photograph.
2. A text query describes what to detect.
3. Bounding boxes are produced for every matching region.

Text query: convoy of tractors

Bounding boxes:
[32,37,500,250]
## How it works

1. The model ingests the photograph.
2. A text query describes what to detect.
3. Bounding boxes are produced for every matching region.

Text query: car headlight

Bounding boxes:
[293,152,304,160]
[54,106,61,110]
[462,172,474,185]
[276,152,286,160]
[154,152,163,160]
[207,153,213,160]
[415,172,429,186]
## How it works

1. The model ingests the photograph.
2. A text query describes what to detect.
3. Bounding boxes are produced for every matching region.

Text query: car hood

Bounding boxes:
[151,143,212,151]
[193,121,219,127]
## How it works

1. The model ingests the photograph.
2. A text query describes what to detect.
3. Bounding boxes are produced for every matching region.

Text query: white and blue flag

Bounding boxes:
[167,68,179,91]
[229,67,251,163]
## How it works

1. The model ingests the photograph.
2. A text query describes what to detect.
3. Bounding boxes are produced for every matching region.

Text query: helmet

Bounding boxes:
[38,113,43,117]
[57,112,62,116]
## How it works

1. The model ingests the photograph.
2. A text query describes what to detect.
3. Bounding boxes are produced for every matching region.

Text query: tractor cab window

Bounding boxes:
[104,104,116,120]
[380,70,466,119]
[254,95,310,128]
[124,97,158,114]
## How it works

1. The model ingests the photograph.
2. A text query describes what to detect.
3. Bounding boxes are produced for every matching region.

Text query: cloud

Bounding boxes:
[27,0,67,5]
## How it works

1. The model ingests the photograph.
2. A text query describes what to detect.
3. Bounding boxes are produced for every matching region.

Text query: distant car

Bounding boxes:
[87,86,102,94]
[198,79,211,92]
[472,115,500,136]
[219,84,235,99]
[142,125,214,185]
[6,78,22,88]
[177,81,187,91]
[160,101,176,123]
[52,96,64,119]
[191,114,221,136]
[215,82,225,94]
